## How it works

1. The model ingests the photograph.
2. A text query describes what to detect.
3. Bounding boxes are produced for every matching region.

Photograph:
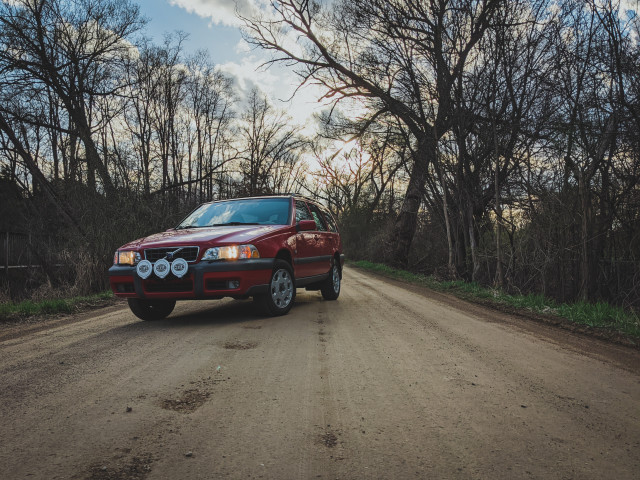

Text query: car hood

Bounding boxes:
[121,225,283,249]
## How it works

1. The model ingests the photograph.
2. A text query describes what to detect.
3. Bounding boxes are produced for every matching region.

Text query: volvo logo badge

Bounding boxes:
[166,247,184,261]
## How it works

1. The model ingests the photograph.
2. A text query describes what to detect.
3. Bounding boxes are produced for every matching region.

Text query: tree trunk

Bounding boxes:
[467,201,480,282]
[66,102,115,197]
[436,161,455,278]
[0,112,86,238]
[494,129,504,288]
[578,172,592,300]
[389,137,432,268]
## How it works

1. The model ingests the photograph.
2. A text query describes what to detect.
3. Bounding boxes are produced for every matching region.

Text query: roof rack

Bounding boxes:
[286,192,316,200]
[230,192,322,205]
[257,192,318,201]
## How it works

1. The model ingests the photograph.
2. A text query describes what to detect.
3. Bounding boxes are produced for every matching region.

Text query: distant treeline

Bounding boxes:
[1,0,639,310]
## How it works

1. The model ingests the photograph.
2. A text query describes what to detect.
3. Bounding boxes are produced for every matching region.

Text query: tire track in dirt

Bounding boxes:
[0,269,638,479]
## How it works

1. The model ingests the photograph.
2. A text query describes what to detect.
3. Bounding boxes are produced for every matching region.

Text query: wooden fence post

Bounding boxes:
[4,232,8,275]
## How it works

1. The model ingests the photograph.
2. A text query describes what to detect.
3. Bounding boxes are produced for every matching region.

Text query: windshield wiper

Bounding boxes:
[176,222,260,229]
[175,225,209,230]
[209,222,260,226]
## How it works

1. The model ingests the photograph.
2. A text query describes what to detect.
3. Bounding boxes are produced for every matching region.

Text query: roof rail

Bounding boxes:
[246,192,319,204]
[293,193,321,203]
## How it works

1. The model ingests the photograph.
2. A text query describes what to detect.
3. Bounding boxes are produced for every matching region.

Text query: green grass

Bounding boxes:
[0,291,115,321]
[352,260,437,287]
[351,260,640,339]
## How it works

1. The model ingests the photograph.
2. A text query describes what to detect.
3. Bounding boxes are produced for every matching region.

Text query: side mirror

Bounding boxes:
[296,219,317,232]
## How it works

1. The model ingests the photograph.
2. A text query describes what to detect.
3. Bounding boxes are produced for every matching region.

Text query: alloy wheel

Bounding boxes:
[271,268,293,308]
[332,264,340,293]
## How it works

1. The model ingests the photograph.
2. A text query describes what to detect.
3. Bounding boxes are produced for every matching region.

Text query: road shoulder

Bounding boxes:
[0,301,128,342]
[351,265,640,373]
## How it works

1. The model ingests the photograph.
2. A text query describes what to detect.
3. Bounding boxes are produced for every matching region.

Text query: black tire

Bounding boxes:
[255,259,296,316]
[127,298,176,321]
[321,259,341,300]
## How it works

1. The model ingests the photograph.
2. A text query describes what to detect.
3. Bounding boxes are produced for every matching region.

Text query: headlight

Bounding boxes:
[115,250,141,265]
[202,244,260,261]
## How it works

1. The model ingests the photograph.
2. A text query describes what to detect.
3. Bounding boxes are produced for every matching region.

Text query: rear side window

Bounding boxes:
[307,203,328,232]
[295,200,313,222]
[322,209,338,232]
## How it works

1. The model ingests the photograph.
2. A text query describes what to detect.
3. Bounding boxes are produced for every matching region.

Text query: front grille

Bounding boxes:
[144,246,199,263]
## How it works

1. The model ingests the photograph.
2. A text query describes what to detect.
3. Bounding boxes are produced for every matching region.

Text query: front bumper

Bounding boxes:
[108,259,275,300]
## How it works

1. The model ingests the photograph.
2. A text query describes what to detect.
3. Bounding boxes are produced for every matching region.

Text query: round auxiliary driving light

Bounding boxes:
[153,258,170,279]
[136,259,152,279]
[171,258,188,278]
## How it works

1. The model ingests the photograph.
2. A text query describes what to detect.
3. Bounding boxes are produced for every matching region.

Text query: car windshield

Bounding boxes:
[176,198,291,229]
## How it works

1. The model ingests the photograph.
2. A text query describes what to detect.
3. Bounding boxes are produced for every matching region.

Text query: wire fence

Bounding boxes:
[0,231,62,275]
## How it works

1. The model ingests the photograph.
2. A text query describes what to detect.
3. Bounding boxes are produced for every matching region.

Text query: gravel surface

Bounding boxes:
[0,266,638,479]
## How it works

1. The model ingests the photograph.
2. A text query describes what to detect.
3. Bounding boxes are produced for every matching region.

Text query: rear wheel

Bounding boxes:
[127,298,176,321]
[321,259,341,300]
[255,259,296,316]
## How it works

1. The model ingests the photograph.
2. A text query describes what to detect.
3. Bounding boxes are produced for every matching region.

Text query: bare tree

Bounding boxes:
[184,51,235,202]
[0,0,145,198]
[242,0,501,267]
[235,89,307,196]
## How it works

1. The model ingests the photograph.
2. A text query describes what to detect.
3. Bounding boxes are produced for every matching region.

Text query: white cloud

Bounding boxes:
[219,51,337,136]
[167,0,329,133]
[219,55,279,93]
[234,38,252,54]
[168,0,265,27]
[170,0,359,137]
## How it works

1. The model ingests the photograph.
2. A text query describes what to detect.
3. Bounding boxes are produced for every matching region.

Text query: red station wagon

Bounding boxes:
[109,195,344,320]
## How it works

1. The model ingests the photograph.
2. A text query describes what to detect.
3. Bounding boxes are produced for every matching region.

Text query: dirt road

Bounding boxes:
[1,267,639,479]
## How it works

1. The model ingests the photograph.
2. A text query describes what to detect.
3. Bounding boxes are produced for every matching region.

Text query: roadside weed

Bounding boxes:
[0,291,114,321]
[352,260,639,339]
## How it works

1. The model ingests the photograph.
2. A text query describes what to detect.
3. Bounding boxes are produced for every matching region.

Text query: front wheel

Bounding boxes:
[255,259,296,316]
[127,298,176,321]
[321,260,341,300]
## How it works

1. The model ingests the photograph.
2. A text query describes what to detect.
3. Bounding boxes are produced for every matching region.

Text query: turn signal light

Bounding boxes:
[116,250,141,265]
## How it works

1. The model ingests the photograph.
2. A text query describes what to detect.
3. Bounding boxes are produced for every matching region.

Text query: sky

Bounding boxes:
[133,0,640,138]
[134,0,329,133]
